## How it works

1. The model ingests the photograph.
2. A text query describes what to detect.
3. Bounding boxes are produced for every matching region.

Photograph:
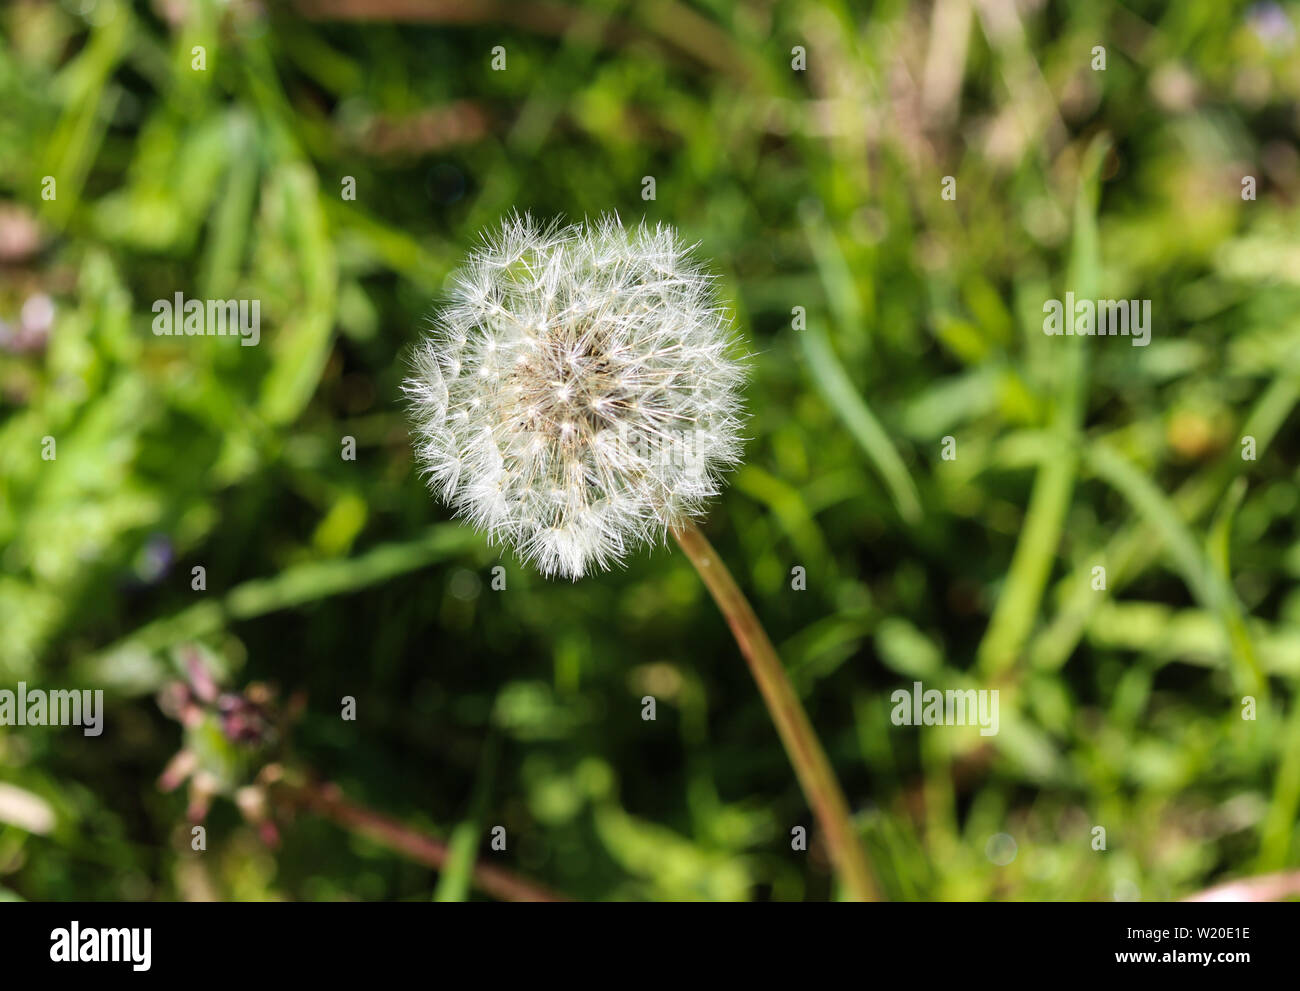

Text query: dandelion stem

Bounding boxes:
[672,520,879,901]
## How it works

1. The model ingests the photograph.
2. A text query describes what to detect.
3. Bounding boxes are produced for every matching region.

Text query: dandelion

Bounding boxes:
[404,214,878,900]
[404,214,747,580]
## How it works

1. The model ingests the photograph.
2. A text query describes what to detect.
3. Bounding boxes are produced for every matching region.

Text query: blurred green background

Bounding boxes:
[2,0,1300,902]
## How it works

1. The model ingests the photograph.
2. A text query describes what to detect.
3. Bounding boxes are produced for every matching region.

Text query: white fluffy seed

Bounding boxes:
[403,213,748,579]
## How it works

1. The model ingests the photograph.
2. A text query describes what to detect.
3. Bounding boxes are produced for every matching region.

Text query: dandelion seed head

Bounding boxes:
[404,213,747,579]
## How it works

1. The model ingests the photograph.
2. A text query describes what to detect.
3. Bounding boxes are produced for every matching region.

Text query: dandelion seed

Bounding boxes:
[404,213,747,579]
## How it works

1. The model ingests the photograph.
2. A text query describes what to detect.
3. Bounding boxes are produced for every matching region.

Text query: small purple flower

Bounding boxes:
[135,534,175,583]
[1248,2,1295,47]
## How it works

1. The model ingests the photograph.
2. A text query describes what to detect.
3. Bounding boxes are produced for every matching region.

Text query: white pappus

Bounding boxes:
[403,214,748,579]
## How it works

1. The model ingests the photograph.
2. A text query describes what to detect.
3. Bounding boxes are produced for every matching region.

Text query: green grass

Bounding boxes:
[1,0,1299,902]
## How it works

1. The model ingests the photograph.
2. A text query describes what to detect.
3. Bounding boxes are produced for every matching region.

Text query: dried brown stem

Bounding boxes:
[1183,870,1300,902]
[280,779,567,903]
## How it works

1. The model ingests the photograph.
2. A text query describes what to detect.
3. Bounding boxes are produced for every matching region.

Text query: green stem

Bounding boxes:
[673,520,879,901]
